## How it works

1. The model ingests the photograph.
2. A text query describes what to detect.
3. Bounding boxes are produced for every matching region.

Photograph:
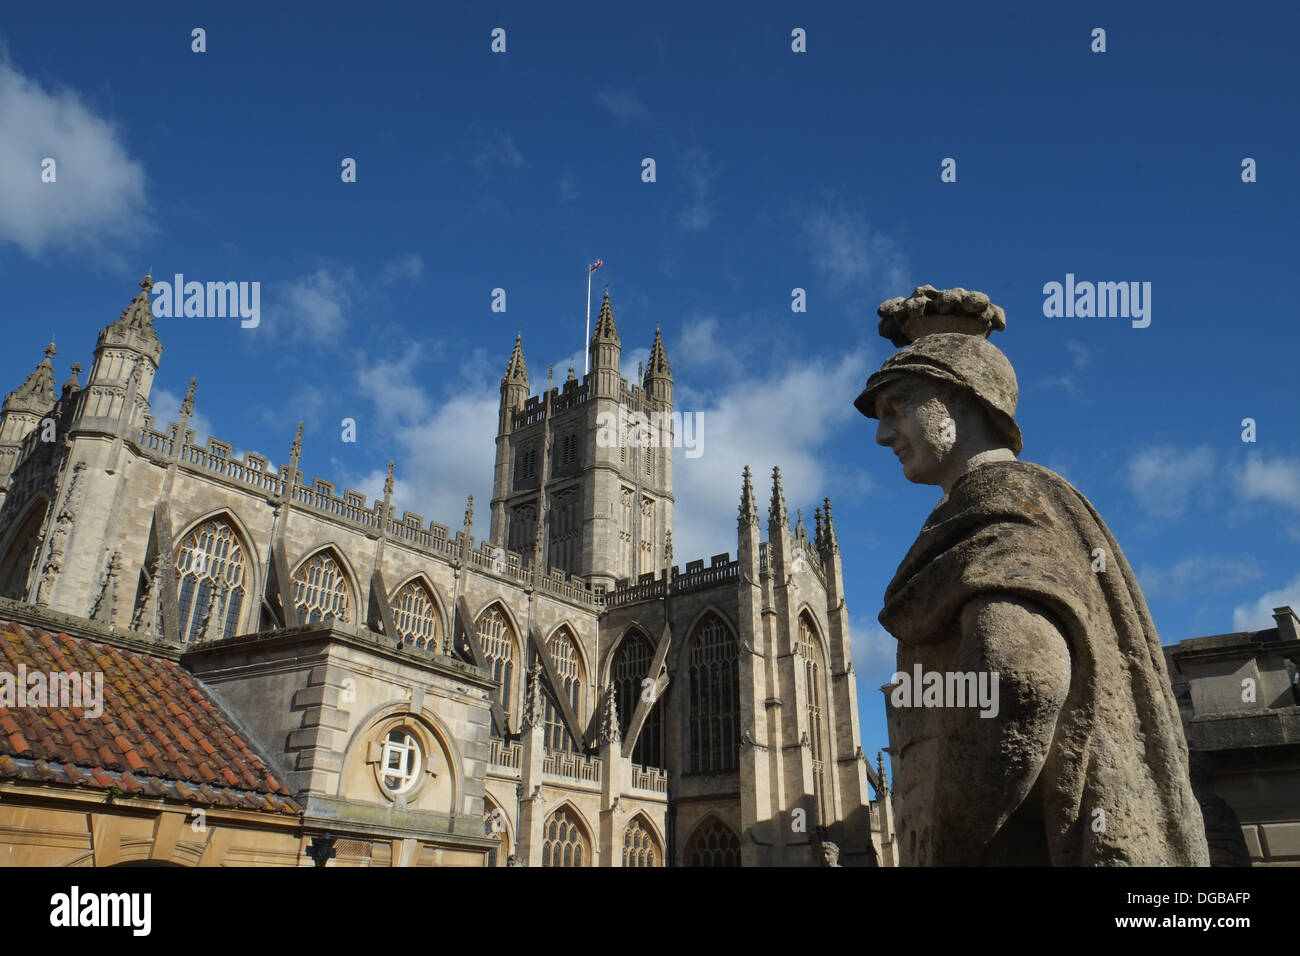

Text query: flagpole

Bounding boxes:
[585,264,592,377]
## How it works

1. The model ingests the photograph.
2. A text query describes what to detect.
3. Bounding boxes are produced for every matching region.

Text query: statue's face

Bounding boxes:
[873,377,955,486]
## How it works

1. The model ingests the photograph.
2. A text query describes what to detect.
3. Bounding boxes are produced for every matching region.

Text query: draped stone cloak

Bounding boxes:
[879,459,1209,866]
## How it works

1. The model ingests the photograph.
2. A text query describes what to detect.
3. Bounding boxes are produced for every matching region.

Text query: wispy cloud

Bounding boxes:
[1126,445,1215,519]
[0,51,148,259]
[559,173,579,202]
[800,200,907,293]
[265,254,424,343]
[273,267,354,340]
[470,126,525,172]
[1136,554,1264,599]
[676,147,720,232]
[379,253,424,285]
[595,89,652,122]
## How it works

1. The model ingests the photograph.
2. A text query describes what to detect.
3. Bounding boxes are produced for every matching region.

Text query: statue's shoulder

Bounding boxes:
[960,458,1075,499]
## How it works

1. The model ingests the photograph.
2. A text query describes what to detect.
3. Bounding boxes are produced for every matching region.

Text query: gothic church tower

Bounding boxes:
[488,292,674,594]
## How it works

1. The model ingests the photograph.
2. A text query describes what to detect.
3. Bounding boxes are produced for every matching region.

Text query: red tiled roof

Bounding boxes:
[0,619,300,815]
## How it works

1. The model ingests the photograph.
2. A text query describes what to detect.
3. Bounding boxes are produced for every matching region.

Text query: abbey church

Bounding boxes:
[0,277,890,867]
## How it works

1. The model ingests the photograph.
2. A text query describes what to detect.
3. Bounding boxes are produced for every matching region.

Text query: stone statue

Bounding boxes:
[856,285,1209,866]
[819,841,841,867]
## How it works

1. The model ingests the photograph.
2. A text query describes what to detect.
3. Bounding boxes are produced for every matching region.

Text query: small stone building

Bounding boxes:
[1166,607,1300,866]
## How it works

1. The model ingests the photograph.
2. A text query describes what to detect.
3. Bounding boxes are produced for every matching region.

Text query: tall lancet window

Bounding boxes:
[392,579,440,650]
[543,627,583,753]
[799,614,830,826]
[291,550,351,624]
[478,605,516,733]
[613,630,664,769]
[687,613,739,774]
[176,517,247,642]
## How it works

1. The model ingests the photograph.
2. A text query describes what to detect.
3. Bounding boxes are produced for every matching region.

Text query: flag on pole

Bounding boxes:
[589,259,603,273]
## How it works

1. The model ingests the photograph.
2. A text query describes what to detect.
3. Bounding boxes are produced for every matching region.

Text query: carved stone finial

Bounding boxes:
[768,466,787,531]
[42,342,57,364]
[521,662,545,730]
[739,466,758,526]
[463,494,474,537]
[384,460,395,498]
[597,685,621,746]
[131,552,163,636]
[90,551,122,626]
[821,497,839,553]
[180,377,197,417]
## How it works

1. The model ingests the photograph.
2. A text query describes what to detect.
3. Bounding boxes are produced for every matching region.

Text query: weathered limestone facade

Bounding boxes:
[1166,608,1300,866]
[0,278,889,866]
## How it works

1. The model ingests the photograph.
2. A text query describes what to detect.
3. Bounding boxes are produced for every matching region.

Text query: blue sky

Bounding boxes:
[2,1,1298,776]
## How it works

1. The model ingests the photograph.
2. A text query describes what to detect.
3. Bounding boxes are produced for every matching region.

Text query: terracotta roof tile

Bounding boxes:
[0,618,300,815]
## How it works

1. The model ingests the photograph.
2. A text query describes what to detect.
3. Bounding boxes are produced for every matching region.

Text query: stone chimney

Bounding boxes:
[1271,606,1300,642]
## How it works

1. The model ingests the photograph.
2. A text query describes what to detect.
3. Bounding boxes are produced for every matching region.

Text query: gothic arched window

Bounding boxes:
[291,550,351,625]
[542,805,590,867]
[478,605,517,732]
[0,499,46,600]
[623,815,662,867]
[392,578,440,650]
[687,613,739,774]
[543,627,583,753]
[613,630,664,769]
[688,818,741,867]
[799,613,831,826]
[176,517,248,642]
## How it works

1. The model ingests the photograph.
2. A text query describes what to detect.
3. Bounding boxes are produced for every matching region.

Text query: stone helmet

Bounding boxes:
[854,332,1023,456]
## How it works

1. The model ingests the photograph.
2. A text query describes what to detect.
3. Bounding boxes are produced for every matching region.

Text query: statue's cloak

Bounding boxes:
[880,459,1209,866]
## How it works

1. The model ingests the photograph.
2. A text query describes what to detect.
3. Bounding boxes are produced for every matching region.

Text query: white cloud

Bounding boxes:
[346,352,498,535]
[0,52,148,257]
[675,148,720,232]
[801,202,907,292]
[272,268,353,340]
[670,349,872,564]
[1233,572,1300,632]
[1136,554,1263,599]
[559,174,578,202]
[1126,445,1215,519]
[850,614,896,672]
[379,253,424,285]
[1237,455,1300,511]
[595,90,651,122]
